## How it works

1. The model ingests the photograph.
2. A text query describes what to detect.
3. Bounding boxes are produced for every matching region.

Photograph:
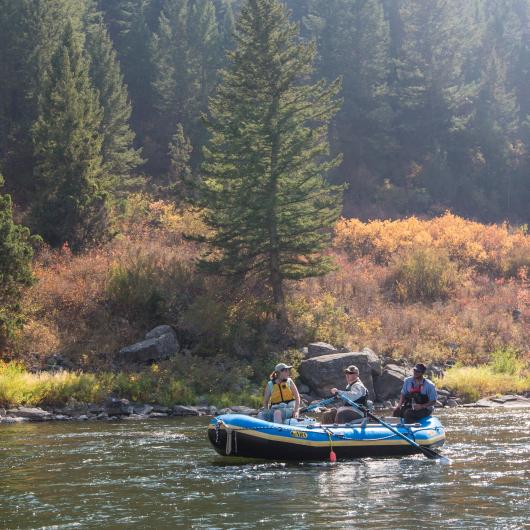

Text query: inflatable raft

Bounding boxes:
[208,414,446,460]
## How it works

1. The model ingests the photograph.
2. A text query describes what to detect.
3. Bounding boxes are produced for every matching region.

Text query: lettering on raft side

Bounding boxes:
[291,430,308,439]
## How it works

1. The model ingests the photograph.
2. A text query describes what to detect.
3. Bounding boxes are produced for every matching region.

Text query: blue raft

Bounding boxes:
[208,414,446,460]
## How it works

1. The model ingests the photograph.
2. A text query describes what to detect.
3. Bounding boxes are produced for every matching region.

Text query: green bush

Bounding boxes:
[387,247,460,303]
[489,347,526,376]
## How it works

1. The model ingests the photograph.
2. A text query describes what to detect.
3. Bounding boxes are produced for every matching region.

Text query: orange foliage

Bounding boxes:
[334,212,530,276]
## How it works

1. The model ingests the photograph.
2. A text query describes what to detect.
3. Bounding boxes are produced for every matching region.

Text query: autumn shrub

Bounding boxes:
[107,255,167,326]
[287,292,354,347]
[334,213,530,277]
[386,247,461,303]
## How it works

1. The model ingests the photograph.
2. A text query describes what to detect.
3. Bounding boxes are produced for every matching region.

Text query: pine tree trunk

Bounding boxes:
[267,93,287,325]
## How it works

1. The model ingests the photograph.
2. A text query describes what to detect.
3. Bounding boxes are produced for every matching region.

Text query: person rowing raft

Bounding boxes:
[321,364,369,424]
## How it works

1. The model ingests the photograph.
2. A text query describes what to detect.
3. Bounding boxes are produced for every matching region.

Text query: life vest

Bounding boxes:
[269,378,295,405]
[404,381,429,405]
[346,381,368,406]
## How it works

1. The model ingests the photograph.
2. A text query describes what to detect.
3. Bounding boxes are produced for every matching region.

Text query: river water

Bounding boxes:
[0,408,528,529]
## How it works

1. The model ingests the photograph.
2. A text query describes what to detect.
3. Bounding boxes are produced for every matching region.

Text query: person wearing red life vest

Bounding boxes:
[393,363,437,423]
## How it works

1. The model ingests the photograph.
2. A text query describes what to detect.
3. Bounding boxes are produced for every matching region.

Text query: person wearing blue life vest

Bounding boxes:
[258,363,301,424]
[393,363,437,423]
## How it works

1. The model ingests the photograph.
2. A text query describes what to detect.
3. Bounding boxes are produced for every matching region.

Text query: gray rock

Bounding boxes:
[307,342,338,358]
[133,404,154,415]
[151,404,171,413]
[0,407,6,416]
[373,364,409,401]
[145,325,175,340]
[104,397,133,416]
[1,416,29,423]
[172,405,200,416]
[149,412,169,418]
[383,400,393,409]
[53,414,71,421]
[473,395,530,408]
[219,407,232,414]
[229,406,257,415]
[88,404,104,414]
[426,363,444,379]
[78,415,89,421]
[297,383,311,394]
[118,326,179,364]
[446,399,459,407]
[299,349,382,398]
[437,389,451,397]
[7,407,52,421]
[58,403,90,416]
[97,412,109,420]
[122,413,149,420]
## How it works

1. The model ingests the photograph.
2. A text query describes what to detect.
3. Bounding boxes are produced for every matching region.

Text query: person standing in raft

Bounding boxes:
[258,363,301,424]
[321,365,369,424]
[393,363,437,423]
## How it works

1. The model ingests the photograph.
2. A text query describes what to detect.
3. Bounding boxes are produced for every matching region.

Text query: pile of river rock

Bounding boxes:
[2,338,529,424]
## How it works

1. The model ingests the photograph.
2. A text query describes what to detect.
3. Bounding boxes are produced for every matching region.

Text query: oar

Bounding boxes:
[336,391,450,463]
[299,395,337,414]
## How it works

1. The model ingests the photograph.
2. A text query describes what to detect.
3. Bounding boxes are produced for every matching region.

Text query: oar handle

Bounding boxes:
[299,395,336,414]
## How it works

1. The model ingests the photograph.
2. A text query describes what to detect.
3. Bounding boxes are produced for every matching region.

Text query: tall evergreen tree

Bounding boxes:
[306,0,393,210]
[200,0,343,322]
[101,0,155,148]
[151,0,220,173]
[167,123,194,201]
[85,12,144,195]
[0,0,87,205]
[0,175,36,345]
[31,24,109,250]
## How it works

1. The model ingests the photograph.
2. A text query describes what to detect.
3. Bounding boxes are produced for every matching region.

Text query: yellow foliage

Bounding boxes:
[334,212,530,276]
[435,365,530,402]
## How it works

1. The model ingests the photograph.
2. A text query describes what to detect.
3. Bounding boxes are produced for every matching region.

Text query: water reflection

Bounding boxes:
[0,408,529,529]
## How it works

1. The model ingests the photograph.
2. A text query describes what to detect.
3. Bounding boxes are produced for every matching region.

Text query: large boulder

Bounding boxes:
[118,325,179,364]
[299,348,382,399]
[306,342,338,358]
[7,406,52,421]
[104,397,134,416]
[373,364,409,401]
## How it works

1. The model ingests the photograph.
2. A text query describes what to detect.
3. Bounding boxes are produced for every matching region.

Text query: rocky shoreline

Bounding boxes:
[3,338,528,425]
[2,393,529,425]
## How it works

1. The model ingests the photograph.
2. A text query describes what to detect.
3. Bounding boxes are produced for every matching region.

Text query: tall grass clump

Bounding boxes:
[489,347,527,375]
[0,361,106,407]
[387,247,460,303]
[435,350,530,402]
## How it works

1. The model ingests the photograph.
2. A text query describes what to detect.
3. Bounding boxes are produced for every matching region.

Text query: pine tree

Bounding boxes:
[167,123,194,201]
[0,175,36,345]
[307,0,393,207]
[0,0,87,205]
[31,23,109,250]
[200,0,343,323]
[101,0,155,147]
[388,0,479,211]
[151,0,220,173]
[85,12,144,196]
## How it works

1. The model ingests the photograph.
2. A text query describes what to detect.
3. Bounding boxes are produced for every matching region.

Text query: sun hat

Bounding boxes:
[274,363,292,372]
[413,363,427,373]
[344,365,360,374]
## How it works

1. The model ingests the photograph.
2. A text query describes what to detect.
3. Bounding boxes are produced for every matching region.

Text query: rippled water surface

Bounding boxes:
[1,408,529,529]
